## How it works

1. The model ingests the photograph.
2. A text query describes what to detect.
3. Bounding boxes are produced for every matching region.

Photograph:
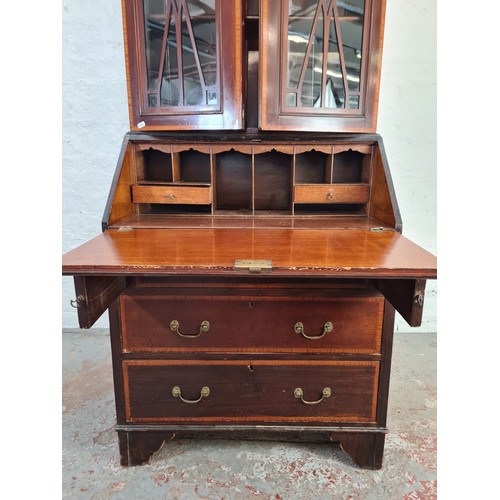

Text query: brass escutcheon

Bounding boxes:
[327,192,335,200]
[170,320,210,338]
[294,321,333,339]
[294,387,332,405]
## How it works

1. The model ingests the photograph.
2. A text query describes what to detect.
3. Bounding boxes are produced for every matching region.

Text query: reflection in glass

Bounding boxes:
[286,93,298,107]
[143,0,219,109]
[322,78,340,108]
[340,19,363,92]
[180,7,203,105]
[285,0,365,111]
[326,18,344,107]
[348,95,359,109]
[143,0,168,93]
[160,12,180,106]
[287,9,314,89]
[302,8,323,107]
[337,0,364,17]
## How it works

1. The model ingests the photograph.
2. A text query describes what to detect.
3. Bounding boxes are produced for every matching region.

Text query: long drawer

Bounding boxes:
[120,294,384,354]
[123,360,379,423]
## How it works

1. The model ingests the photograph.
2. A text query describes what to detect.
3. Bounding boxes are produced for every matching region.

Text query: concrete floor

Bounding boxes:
[62,329,437,499]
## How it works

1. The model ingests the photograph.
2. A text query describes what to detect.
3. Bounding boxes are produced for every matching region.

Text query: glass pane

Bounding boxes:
[160,12,180,106]
[340,18,363,92]
[337,0,364,17]
[143,0,219,109]
[148,93,158,107]
[285,0,365,111]
[326,17,345,108]
[287,3,315,89]
[188,0,217,88]
[289,0,318,16]
[301,6,323,107]
[144,0,168,92]
[286,92,297,107]
[348,95,360,109]
[206,90,218,105]
[181,6,204,105]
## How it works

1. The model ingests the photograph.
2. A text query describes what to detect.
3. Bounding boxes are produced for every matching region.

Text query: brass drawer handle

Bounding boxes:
[166,193,176,201]
[70,295,85,308]
[294,321,333,339]
[327,191,335,200]
[294,387,332,405]
[172,386,210,404]
[170,320,210,338]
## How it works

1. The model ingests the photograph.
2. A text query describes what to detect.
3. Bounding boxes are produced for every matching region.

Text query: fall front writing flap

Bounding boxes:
[63,226,436,327]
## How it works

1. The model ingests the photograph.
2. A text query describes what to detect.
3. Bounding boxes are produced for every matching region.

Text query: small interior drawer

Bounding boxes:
[120,293,384,354]
[123,360,379,423]
[294,184,369,204]
[132,185,212,205]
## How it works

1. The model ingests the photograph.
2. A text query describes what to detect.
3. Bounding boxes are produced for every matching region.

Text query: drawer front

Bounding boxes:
[120,295,384,354]
[132,185,212,205]
[294,184,369,204]
[123,360,379,423]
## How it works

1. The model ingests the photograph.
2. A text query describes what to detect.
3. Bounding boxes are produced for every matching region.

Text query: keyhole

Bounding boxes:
[249,301,254,308]
[248,364,254,372]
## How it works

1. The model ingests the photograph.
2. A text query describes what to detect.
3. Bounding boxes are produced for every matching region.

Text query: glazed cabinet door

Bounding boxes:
[260,0,385,132]
[123,0,244,130]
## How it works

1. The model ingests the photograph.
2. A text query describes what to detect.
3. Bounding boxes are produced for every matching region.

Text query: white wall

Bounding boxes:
[62,0,129,327]
[377,0,437,331]
[62,0,437,332]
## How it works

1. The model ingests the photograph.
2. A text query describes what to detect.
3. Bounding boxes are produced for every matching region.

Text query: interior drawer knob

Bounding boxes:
[170,320,210,338]
[294,321,333,339]
[327,192,335,200]
[172,386,210,404]
[294,387,332,405]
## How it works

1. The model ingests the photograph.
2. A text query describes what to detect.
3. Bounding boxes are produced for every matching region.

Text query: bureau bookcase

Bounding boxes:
[62,0,436,469]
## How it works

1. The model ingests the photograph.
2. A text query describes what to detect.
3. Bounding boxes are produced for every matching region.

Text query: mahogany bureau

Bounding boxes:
[62,0,436,469]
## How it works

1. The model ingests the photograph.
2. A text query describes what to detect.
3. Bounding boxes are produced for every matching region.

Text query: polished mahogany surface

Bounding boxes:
[123,360,379,423]
[62,227,436,278]
[107,215,389,230]
[120,292,384,354]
